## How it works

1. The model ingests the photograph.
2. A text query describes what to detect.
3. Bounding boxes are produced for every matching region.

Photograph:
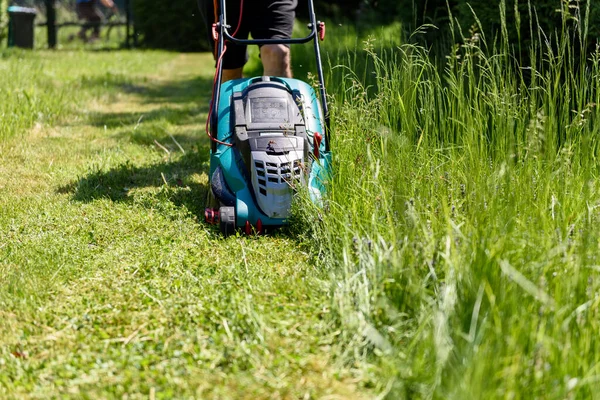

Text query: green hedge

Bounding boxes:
[454,1,600,47]
[131,0,210,52]
[0,0,7,44]
[128,0,599,53]
[324,0,599,48]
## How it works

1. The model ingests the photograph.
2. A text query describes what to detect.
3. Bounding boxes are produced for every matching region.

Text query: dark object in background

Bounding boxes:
[7,6,36,49]
[132,0,209,52]
[45,0,56,48]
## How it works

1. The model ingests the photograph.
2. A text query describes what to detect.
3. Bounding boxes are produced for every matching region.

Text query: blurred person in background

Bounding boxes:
[72,0,118,43]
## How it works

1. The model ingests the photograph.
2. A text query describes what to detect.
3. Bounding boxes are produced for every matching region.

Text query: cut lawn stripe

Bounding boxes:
[0,51,369,399]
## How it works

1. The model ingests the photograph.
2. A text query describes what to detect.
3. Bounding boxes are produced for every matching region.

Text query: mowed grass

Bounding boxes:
[0,50,369,398]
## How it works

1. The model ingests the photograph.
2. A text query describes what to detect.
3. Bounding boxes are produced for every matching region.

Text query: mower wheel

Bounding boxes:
[219,206,236,236]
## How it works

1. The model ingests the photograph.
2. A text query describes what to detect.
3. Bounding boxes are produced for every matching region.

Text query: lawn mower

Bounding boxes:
[204,0,331,236]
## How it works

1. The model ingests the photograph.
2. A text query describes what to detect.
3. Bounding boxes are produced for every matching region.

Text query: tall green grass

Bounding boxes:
[303,2,600,398]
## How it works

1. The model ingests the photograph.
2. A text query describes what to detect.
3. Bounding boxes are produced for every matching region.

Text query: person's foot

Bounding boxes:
[88,33,100,43]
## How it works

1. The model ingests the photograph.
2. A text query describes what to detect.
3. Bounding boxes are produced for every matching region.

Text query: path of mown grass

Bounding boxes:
[0,51,370,399]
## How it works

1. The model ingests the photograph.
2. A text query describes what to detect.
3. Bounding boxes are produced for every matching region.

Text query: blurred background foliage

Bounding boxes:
[4,1,599,53]
[0,0,6,43]
[130,0,207,52]
[130,0,600,54]
[7,0,127,25]
[305,0,600,51]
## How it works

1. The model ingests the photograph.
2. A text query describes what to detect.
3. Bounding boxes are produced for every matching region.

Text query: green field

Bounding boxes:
[2,12,600,400]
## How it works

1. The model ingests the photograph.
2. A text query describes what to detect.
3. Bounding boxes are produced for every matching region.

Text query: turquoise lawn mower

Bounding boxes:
[204,0,331,236]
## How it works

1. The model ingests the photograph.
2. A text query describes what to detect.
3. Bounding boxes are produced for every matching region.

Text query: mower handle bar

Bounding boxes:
[221,26,317,46]
[219,0,320,46]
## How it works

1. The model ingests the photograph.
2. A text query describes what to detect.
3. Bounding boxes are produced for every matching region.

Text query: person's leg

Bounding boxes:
[199,0,249,82]
[253,0,297,78]
[77,27,88,40]
[260,44,291,78]
[75,3,89,40]
[88,4,105,41]
[222,68,244,81]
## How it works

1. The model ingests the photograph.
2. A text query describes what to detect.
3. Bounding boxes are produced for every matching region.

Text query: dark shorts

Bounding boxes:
[199,0,297,69]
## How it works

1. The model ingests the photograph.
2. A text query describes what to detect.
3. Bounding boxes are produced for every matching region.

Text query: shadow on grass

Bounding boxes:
[79,75,213,105]
[59,63,216,220]
[74,74,213,131]
[111,126,202,147]
[85,106,203,129]
[58,150,210,218]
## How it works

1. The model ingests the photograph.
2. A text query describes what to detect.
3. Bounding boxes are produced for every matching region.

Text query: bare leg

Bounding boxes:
[89,25,101,42]
[222,67,243,82]
[220,44,291,82]
[77,28,87,41]
[260,44,292,78]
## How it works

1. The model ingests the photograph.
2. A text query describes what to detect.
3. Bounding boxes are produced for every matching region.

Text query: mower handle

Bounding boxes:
[219,0,321,46]
[221,24,318,46]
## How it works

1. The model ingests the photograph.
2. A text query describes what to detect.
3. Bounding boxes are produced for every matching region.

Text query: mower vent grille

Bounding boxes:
[254,160,303,196]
